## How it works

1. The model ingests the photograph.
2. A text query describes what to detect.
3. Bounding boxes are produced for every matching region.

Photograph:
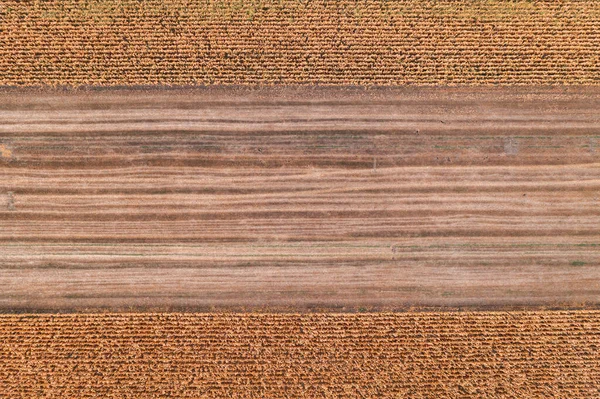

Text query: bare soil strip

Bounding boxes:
[0,87,599,311]
[1,312,599,398]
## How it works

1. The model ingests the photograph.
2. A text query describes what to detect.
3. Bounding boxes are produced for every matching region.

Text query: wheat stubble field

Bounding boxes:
[1,312,599,398]
[2,0,600,397]
[2,0,600,86]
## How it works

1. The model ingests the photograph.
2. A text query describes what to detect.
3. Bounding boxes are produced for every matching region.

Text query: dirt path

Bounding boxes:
[1,87,599,311]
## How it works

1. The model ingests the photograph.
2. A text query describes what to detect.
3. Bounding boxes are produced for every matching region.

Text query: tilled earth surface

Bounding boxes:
[1,87,599,311]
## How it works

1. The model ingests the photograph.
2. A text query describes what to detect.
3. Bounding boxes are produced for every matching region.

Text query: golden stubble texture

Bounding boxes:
[1,0,600,86]
[1,312,599,398]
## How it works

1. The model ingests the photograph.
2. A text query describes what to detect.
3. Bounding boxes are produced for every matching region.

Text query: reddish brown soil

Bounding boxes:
[0,87,599,311]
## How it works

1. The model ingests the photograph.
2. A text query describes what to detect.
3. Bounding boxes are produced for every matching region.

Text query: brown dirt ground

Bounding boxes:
[0,87,599,312]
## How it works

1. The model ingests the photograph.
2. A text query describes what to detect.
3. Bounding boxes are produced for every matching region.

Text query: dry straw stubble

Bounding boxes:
[1,0,600,86]
[1,312,599,398]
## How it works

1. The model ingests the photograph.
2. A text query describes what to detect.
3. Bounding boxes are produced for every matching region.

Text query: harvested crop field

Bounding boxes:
[1,312,599,398]
[3,1,600,395]
[1,87,599,311]
[1,0,600,86]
